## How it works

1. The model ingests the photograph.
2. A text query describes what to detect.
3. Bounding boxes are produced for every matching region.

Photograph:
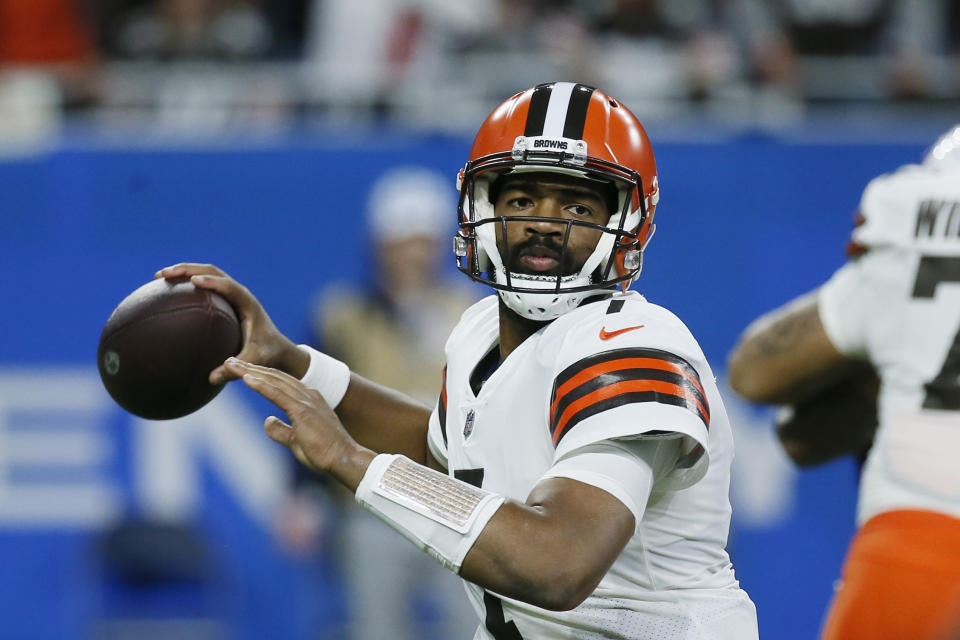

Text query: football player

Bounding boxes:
[158,82,759,639]
[728,124,960,640]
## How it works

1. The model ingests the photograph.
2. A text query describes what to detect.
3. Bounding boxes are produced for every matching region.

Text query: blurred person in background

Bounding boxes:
[731,0,949,101]
[300,0,499,120]
[310,167,478,402]
[586,0,741,103]
[101,0,273,60]
[728,125,960,639]
[276,166,479,640]
[479,0,742,114]
[476,1,598,98]
[0,0,99,119]
[92,0,303,133]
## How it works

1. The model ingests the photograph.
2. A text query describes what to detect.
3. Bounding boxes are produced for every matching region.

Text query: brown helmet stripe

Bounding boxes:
[524,83,553,137]
[562,84,595,139]
[523,82,596,140]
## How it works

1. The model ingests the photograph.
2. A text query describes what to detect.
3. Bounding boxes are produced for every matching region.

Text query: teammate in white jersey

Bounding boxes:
[729,124,960,640]
[157,82,758,639]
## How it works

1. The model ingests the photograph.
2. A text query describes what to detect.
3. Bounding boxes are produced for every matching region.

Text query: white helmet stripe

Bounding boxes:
[542,82,576,137]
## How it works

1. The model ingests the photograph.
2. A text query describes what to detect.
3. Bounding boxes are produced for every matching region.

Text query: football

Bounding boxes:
[775,364,881,467]
[97,278,243,420]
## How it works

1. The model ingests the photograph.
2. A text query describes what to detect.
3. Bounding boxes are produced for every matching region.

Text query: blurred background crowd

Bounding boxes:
[1,0,958,141]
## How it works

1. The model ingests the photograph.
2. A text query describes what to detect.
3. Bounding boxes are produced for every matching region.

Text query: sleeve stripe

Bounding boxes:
[551,380,709,445]
[438,365,448,446]
[551,380,710,444]
[553,392,702,446]
[550,367,709,427]
[555,347,702,385]
[553,353,707,413]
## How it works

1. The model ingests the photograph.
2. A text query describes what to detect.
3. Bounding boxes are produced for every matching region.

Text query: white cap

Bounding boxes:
[924,124,960,169]
[367,166,455,242]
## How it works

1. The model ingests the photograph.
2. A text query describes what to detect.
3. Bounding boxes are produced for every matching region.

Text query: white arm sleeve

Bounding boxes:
[539,438,682,525]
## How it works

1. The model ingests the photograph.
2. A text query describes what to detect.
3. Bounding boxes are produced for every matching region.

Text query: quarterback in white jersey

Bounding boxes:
[729,124,960,640]
[157,82,756,640]
[430,293,754,638]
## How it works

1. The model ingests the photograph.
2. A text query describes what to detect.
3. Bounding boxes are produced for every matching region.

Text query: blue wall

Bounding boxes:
[0,131,924,639]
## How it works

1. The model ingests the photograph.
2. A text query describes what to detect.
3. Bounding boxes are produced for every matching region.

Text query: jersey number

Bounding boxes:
[912,256,960,409]
[453,468,525,640]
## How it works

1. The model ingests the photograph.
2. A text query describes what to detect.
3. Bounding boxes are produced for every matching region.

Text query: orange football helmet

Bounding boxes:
[454,82,660,320]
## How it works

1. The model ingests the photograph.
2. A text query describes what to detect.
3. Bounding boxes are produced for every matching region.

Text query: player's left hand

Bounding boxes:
[223,358,375,489]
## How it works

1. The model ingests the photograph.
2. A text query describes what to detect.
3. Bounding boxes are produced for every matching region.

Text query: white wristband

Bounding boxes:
[297,345,351,408]
[355,454,505,573]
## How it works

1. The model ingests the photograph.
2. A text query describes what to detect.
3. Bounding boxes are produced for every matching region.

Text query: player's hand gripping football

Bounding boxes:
[223,358,375,489]
[155,263,309,384]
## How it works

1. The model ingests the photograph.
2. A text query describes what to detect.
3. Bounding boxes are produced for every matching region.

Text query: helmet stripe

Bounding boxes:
[562,84,595,139]
[523,83,553,136]
[542,82,575,136]
[522,82,597,141]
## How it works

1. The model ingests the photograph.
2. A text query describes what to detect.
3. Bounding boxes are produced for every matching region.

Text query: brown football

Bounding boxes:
[97,278,242,420]
[775,364,880,467]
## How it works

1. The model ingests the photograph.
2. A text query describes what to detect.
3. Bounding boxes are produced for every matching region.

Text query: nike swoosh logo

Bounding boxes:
[599,325,645,340]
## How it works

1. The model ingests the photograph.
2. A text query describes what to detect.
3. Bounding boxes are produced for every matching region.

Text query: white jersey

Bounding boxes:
[819,161,960,525]
[427,292,757,640]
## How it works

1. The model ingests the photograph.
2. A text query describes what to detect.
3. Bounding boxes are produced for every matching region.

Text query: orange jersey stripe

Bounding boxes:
[551,357,706,419]
[440,366,447,408]
[551,378,708,445]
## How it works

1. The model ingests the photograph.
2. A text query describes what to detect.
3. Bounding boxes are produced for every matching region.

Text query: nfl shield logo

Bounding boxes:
[463,409,475,438]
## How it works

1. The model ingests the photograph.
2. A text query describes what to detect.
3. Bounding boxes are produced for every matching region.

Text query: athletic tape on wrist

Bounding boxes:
[297,345,351,408]
[355,454,505,573]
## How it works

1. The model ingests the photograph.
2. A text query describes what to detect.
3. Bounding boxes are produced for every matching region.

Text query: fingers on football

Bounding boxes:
[188,275,259,336]
[154,263,227,280]
[190,275,262,379]
[188,273,252,307]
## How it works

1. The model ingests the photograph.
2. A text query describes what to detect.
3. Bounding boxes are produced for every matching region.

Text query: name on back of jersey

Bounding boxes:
[915,199,960,241]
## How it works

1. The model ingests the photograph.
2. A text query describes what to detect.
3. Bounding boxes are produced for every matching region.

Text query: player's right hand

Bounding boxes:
[155,263,309,384]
